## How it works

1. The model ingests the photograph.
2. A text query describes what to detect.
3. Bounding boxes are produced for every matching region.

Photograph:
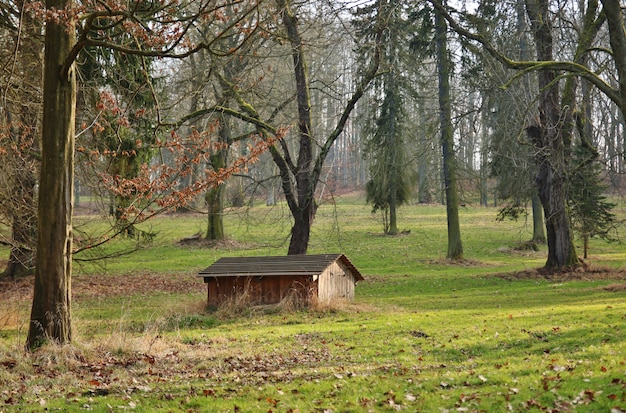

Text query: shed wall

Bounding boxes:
[317,261,355,303]
[205,275,315,306]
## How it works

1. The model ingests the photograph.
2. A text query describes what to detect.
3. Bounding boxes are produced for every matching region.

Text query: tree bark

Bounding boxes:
[416,98,432,204]
[387,72,399,236]
[27,0,76,349]
[435,6,463,260]
[279,0,315,255]
[525,0,577,268]
[601,0,626,114]
[531,191,546,243]
[205,182,225,240]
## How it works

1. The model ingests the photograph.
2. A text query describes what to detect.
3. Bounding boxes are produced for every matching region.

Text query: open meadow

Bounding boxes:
[1,193,626,412]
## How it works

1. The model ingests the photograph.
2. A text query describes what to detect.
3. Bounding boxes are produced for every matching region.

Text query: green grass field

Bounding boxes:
[1,194,625,412]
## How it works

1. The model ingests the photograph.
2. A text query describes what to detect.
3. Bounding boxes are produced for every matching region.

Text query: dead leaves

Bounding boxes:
[0,272,203,306]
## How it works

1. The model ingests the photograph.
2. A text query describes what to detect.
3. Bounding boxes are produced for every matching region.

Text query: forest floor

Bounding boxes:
[0,271,202,303]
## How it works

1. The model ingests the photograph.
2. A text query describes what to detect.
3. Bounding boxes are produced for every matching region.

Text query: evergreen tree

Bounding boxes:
[79,44,158,238]
[569,125,618,259]
[357,2,415,235]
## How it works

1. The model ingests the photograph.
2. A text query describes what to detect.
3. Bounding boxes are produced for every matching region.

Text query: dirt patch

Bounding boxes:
[491,265,626,284]
[0,272,204,304]
[421,258,489,267]
[176,237,252,250]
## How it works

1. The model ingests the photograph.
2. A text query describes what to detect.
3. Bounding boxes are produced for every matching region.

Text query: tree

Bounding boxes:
[26,0,261,349]
[217,0,386,255]
[278,0,386,253]
[569,133,618,259]
[27,0,76,348]
[357,1,414,235]
[79,45,158,238]
[435,5,463,260]
[429,0,626,268]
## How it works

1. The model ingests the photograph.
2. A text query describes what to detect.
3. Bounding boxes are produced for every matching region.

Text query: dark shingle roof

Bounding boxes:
[199,254,363,281]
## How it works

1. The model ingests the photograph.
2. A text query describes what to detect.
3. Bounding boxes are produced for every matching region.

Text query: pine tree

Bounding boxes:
[357,2,414,235]
[569,126,618,259]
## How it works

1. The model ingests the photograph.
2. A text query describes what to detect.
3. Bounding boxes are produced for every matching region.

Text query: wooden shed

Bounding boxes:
[198,254,363,306]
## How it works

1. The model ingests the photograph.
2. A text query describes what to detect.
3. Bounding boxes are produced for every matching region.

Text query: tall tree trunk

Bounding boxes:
[435,6,463,260]
[387,73,399,236]
[205,113,229,241]
[525,0,577,268]
[416,99,432,204]
[206,152,226,241]
[279,0,315,255]
[27,0,76,349]
[517,0,544,242]
[601,0,626,115]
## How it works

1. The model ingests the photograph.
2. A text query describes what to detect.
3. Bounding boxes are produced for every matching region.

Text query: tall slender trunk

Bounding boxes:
[435,5,463,260]
[27,0,76,349]
[417,99,432,204]
[517,0,545,242]
[387,73,398,235]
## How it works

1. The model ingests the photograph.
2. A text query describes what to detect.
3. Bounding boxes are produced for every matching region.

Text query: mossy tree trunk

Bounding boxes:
[27,0,76,349]
[531,192,546,243]
[205,118,227,240]
[526,0,578,268]
[435,5,463,260]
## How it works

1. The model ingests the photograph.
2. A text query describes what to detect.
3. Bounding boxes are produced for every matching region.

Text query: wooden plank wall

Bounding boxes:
[205,276,314,306]
[317,261,355,304]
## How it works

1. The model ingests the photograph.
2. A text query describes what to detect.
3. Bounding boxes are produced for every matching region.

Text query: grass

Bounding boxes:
[1,194,626,412]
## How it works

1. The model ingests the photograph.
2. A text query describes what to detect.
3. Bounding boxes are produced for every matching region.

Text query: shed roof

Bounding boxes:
[199,254,363,281]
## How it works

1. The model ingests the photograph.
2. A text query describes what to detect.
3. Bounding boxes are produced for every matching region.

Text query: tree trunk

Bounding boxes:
[387,73,399,236]
[417,98,432,204]
[27,0,75,349]
[279,0,315,255]
[288,204,314,255]
[531,191,546,243]
[525,0,578,268]
[205,185,225,241]
[205,114,229,241]
[601,0,626,117]
[435,6,463,260]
